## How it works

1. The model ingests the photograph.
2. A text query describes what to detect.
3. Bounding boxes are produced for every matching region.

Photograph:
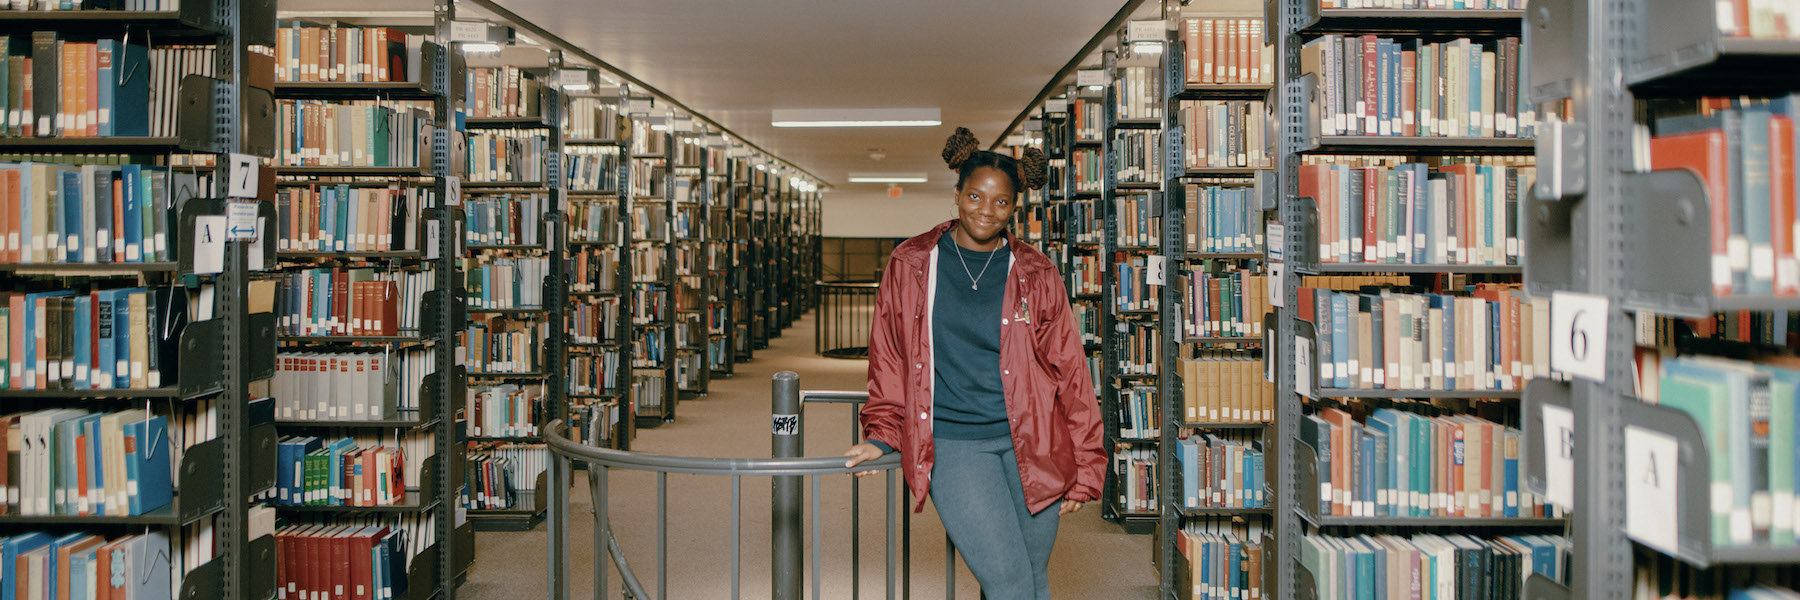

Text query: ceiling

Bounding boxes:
[473,0,1136,196]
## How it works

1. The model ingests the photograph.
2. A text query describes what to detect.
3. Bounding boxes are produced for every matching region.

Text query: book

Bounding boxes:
[462,443,545,511]
[1182,267,1270,339]
[275,184,427,254]
[464,130,548,183]
[462,256,548,310]
[1177,432,1266,508]
[1179,100,1272,169]
[567,350,622,397]
[563,97,623,140]
[1179,351,1272,424]
[276,100,431,168]
[464,383,545,439]
[1185,183,1264,254]
[464,317,546,374]
[1180,18,1274,86]
[1301,532,1564,600]
[564,145,620,192]
[272,348,429,422]
[275,25,425,84]
[1177,520,1267,600]
[274,268,428,337]
[1112,129,1163,184]
[463,193,548,247]
[1299,158,1534,266]
[462,66,542,119]
[1299,35,1532,139]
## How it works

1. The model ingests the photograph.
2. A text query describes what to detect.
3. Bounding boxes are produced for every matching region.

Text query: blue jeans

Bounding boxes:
[930,434,1060,600]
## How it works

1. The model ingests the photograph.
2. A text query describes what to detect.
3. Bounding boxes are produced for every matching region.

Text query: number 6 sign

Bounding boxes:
[1551,290,1609,383]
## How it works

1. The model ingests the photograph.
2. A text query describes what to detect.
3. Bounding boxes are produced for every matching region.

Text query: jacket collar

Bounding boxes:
[892,220,1052,275]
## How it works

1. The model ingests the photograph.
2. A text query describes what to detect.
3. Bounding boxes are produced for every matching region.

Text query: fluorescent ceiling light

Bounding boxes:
[562,83,591,91]
[848,172,928,183]
[771,108,940,128]
[460,42,503,53]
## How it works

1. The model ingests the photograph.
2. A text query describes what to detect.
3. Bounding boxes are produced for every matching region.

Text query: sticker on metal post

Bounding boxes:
[772,414,800,436]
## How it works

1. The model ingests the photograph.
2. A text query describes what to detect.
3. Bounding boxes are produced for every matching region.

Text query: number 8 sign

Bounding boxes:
[1551,290,1609,383]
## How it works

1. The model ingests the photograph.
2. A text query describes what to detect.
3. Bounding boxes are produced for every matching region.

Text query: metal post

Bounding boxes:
[772,371,804,599]
[548,452,570,600]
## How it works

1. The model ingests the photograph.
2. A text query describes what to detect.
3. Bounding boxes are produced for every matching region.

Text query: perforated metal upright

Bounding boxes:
[431,0,463,594]
[1271,0,1304,596]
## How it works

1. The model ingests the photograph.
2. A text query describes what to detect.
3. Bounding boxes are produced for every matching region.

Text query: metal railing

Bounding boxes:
[814,281,879,359]
[547,371,965,599]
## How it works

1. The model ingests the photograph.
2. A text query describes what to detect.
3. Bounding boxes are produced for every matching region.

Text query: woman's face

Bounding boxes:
[954,166,1017,246]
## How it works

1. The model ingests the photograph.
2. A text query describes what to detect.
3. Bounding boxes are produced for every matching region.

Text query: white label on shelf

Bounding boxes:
[193,216,226,274]
[1266,222,1285,262]
[1267,262,1285,308]
[446,176,462,206]
[772,414,800,436]
[559,70,588,87]
[629,99,656,114]
[1046,99,1069,113]
[1625,424,1681,557]
[450,21,488,43]
[248,216,268,270]
[1541,403,1575,508]
[1127,20,1163,42]
[1146,255,1167,286]
[1076,69,1106,87]
[1550,290,1608,383]
[227,201,259,242]
[1294,334,1314,399]
[227,153,258,198]
[426,220,441,260]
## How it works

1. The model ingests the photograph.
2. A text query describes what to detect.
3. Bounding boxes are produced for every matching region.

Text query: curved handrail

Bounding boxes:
[542,419,901,477]
[814,281,879,288]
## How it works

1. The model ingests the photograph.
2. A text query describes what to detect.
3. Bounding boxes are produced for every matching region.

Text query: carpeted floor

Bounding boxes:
[455,310,1161,599]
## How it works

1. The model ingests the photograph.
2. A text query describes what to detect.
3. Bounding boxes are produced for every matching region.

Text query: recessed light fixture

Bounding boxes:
[460,42,503,54]
[771,108,941,128]
[848,172,928,183]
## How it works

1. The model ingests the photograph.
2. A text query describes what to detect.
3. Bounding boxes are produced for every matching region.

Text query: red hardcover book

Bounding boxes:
[1322,407,1354,516]
[1650,129,1732,296]
[1363,166,1379,262]
[1401,49,1417,137]
[1187,18,1203,85]
[0,169,12,264]
[1770,115,1796,295]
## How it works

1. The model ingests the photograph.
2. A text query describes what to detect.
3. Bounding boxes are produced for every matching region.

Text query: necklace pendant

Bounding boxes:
[972,283,978,291]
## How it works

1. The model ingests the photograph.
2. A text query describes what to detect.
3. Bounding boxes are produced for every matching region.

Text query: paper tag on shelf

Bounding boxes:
[1625,425,1681,557]
[450,21,487,43]
[1146,255,1167,286]
[1541,404,1575,508]
[226,201,259,241]
[193,216,226,274]
[248,216,268,270]
[1294,334,1315,399]
[1076,69,1106,87]
[1046,99,1068,113]
[426,220,441,260]
[227,153,258,198]
[445,176,461,206]
[629,99,655,114]
[559,70,588,87]
[1127,20,1163,42]
[1268,262,1285,308]
[1550,291,1609,383]
[1267,222,1285,262]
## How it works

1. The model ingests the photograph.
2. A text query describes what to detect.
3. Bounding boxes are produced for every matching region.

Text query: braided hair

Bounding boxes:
[941,127,1049,194]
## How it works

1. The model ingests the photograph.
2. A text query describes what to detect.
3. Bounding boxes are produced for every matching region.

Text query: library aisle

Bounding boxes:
[457,309,1161,599]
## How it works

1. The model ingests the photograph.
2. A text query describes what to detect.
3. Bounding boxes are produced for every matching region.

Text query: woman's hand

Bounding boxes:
[843,442,885,478]
[1059,499,1087,515]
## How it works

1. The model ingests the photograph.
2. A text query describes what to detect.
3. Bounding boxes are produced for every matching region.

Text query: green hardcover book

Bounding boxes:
[1755,363,1798,545]
[1660,369,1735,546]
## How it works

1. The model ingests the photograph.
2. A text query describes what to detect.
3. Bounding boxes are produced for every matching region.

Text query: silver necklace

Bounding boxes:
[952,235,1001,290]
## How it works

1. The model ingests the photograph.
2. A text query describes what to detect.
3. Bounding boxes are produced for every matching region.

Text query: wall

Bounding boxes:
[821,189,956,238]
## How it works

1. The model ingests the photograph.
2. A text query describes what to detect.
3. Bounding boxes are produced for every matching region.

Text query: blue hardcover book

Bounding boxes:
[0,533,50,600]
[1369,428,1391,517]
[1412,412,1431,517]
[1332,292,1351,388]
[1252,446,1265,508]
[1228,536,1243,592]
[55,168,77,263]
[325,437,354,505]
[45,532,86,598]
[337,187,352,251]
[112,41,149,137]
[89,166,114,263]
[113,288,142,389]
[93,289,116,390]
[84,416,103,515]
[1367,409,1402,517]
[1743,107,1775,294]
[126,415,173,515]
[275,437,294,505]
[96,40,115,137]
[50,414,88,514]
[72,296,90,390]
[1469,41,1483,137]
[1354,537,1376,600]
[1503,427,1521,518]
[1358,427,1375,516]
[1489,299,1503,388]
[120,165,142,262]
[1179,437,1198,508]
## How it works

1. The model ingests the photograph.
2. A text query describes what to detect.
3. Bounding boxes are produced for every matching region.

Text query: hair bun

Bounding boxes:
[1019,147,1049,190]
[942,127,981,171]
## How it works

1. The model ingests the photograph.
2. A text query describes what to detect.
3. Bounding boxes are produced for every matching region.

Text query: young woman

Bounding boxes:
[843,127,1105,600]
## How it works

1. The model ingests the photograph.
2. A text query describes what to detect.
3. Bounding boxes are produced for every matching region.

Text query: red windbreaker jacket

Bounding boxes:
[860,220,1105,514]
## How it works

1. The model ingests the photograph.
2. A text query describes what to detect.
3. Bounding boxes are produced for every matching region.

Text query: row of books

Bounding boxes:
[273,269,429,337]
[1117,322,1161,376]
[1180,352,1273,424]
[1653,355,1800,547]
[565,145,619,192]
[1182,268,1270,339]
[1070,98,1105,143]
[1114,65,1161,122]
[1300,35,1536,139]
[1178,18,1273,86]
[570,297,619,345]
[627,204,668,241]
[462,443,544,510]
[569,200,619,244]
[3,0,182,9]
[0,36,208,139]
[1631,550,1800,598]
[1071,148,1103,194]
[1070,254,1102,295]
[1113,129,1164,184]
[567,352,620,397]
[571,401,621,448]
[570,249,618,293]
[1177,523,1265,600]
[1718,1,1800,39]
[1117,385,1160,439]
[0,410,173,516]
[628,247,667,282]
[274,185,428,254]
[2,287,189,390]
[1300,532,1568,600]
[1114,253,1161,312]
[1178,100,1272,169]
[563,97,623,141]
[463,256,546,310]
[463,194,546,247]
[1185,184,1264,254]
[277,100,430,168]
[1115,445,1158,513]
[274,25,426,85]
[1068,198,1102,243]
[629,285,665,324]
[630,326,665,368]
[632,372,666,412]
[1299,284,1548,392]
[1176,432,1265,509]
[272,436,406,508]
[1298,160,1531,266]
[670,314,705,349]
[271,349,430,422]
[273,522,412,600]
[706,337,729,371]
[1073,301,1100,346]
[674,352,704,391]
[1303,403,1554,518]
[464,383,542,439]
[0,531,174,600]
[463,318,543,374]
[462,67,541,119]
[0,163,205,265]
[464,131,547,183]
[1316,0,1527,7]
[1649,97,1800,297]
[1115,194,1158,248]
[629,128,666,157]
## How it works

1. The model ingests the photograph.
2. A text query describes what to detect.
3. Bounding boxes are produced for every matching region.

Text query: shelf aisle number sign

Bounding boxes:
[1541,404,1575,508]
[1551,290,1608,383]
[1625,424,1681,557]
